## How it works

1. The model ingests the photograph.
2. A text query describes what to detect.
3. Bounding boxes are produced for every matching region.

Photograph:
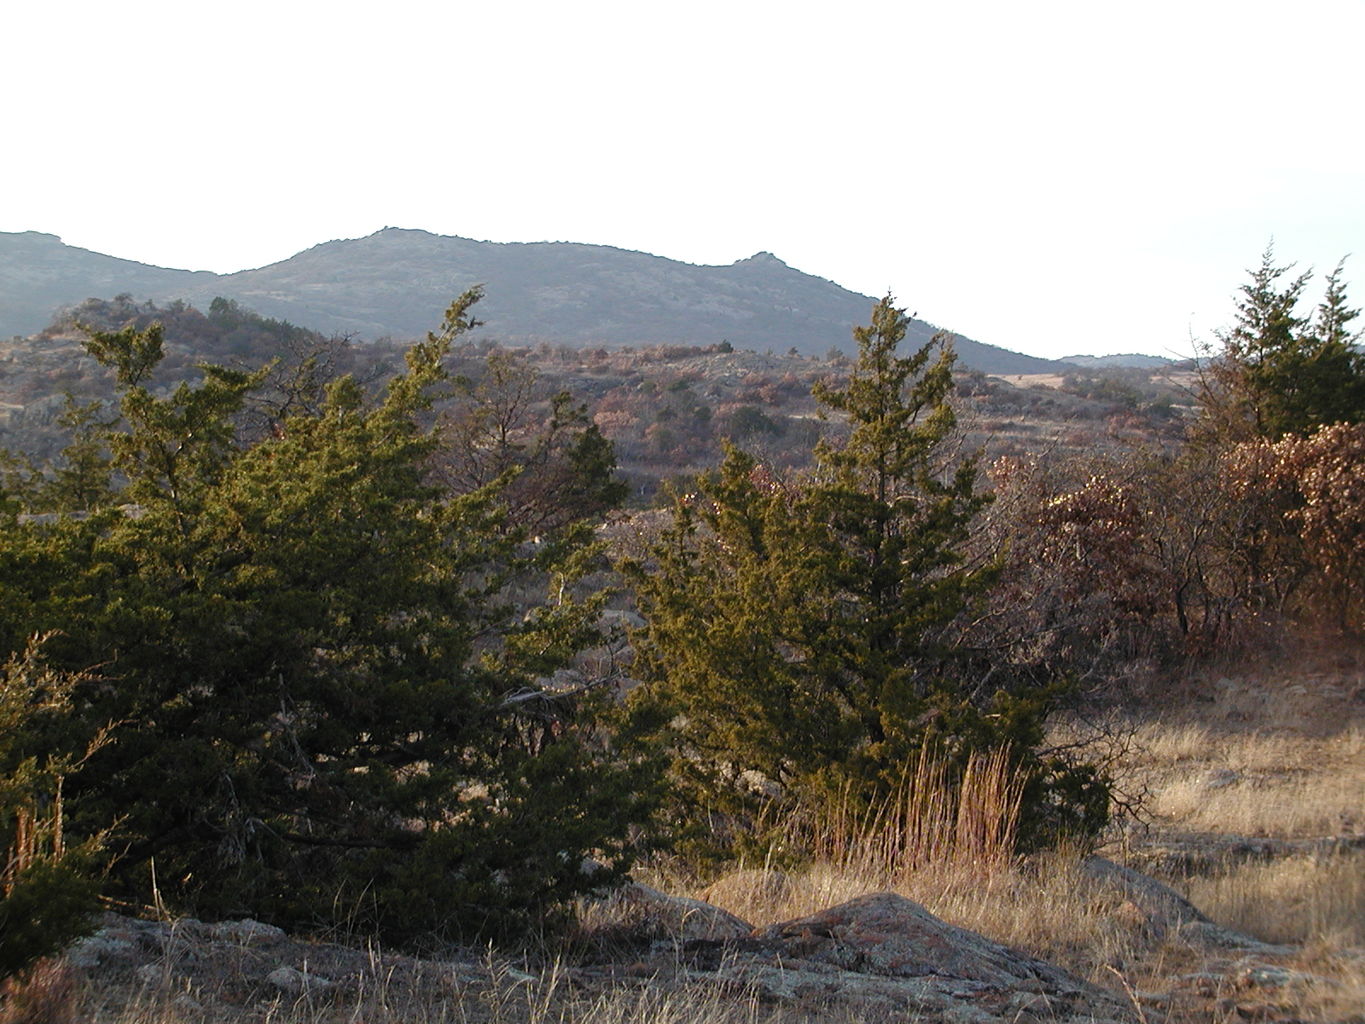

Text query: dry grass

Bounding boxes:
[37,648,1365,1024]
[1283,949,1365,1024]
[72,959,853,1024]
[1079,696,1364,838]
[1125,719,1365,773]
[1185,851,1365,947]
[1054,650,1365,1021]
[1148,769,1362,837]
[0,960,76,1024]
[635,749,1146,983]
[789,745,1025,876]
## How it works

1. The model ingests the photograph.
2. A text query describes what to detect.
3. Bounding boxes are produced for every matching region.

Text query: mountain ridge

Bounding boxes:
[0,228,1070,374]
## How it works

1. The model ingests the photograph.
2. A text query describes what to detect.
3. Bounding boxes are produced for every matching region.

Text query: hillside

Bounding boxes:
[0,228,1069,374]
[0,296,1190,490]
[1061,353,1176,369]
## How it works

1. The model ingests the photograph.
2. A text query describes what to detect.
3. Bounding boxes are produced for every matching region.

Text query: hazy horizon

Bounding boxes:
[8,1,1361,362]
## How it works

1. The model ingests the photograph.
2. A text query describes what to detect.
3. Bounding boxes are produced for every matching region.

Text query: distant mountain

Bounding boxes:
[0,231,214,334]
[0,228,1069,374]
[1061,353,1174,369]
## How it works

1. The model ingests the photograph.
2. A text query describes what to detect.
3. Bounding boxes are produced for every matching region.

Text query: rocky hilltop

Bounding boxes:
[0,228,1069,373]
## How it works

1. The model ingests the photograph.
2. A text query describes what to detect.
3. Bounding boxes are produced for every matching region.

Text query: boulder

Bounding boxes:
[1082,856,1209,935]
[210,919,287,946]
[758,892,1083,991]
[664,892,1139,1023]
[266,965,334,994]
[606,882,754,941]
[1175,920,1295,954]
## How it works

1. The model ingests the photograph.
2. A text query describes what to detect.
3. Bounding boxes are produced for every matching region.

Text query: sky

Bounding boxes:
[6,0,1363,361]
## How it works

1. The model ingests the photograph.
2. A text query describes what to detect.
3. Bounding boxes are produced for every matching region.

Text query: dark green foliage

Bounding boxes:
[42,397,116,513]
[0,858,99,978]
[723,404,781,439]
[1201,248,1365,442]
[0,290,652,945]
[625,297,1107,857]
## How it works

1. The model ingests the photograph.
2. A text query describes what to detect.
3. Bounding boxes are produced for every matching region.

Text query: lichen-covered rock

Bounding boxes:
[1176,920,1295,954]
[759,892,1082,990]
[608,882,754,941]
[210,919,286,946]
[705,892,1138,1023]
[266,965,334,993]
[1082,856,1209,936]
[66,932,138,969]
[1233,960,1332,994]
[133,963,167,987]
[65,916,161,968]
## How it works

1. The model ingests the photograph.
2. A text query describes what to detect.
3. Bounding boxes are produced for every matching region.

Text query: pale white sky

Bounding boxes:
[6,0,1362,359]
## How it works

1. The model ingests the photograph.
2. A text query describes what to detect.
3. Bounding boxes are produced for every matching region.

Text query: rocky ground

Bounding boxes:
[13,644,1364,1024]
[50,851,1360,1024]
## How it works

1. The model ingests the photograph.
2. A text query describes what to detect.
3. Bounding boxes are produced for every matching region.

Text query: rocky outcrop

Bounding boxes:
[64,874,1336,1024]
[1082,855,1211,934]
[756,892,1085,989]
[588,891,1138,1024]
[1082,855,1307,954]
[603,882,755,942]
[718,893,1132,1022]
[62,912,501,1016]
[63,893,1137,1024]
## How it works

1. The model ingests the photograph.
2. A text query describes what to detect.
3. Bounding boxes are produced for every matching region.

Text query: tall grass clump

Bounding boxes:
[681,747,1140,979]
[782,744,1025,883]
[0,639,104,983]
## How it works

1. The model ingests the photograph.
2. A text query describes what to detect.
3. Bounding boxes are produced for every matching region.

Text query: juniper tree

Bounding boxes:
[433,348,627,538]
[0,290,653,944]
[626,297,1108,854]
[1200,248,1365,442]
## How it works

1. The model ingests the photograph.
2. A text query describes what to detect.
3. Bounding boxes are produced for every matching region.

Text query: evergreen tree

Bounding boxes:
[626,298,1107,855]
[0,290,652,944]
[1201,248,1365,441]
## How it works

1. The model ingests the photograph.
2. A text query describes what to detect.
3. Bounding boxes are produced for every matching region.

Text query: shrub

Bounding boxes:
[623,298,1110,862]
[0,291,655,946]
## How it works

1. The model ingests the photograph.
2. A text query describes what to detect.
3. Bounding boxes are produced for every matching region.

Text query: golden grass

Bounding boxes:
[1184,852,1365,947]
[0,960,76,1024]
[787,745,1025,877]
[1079,715,1365,838]
[1284,950,1365,1024]
[1124,720,1365,774]
[1148,771,1361,837]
